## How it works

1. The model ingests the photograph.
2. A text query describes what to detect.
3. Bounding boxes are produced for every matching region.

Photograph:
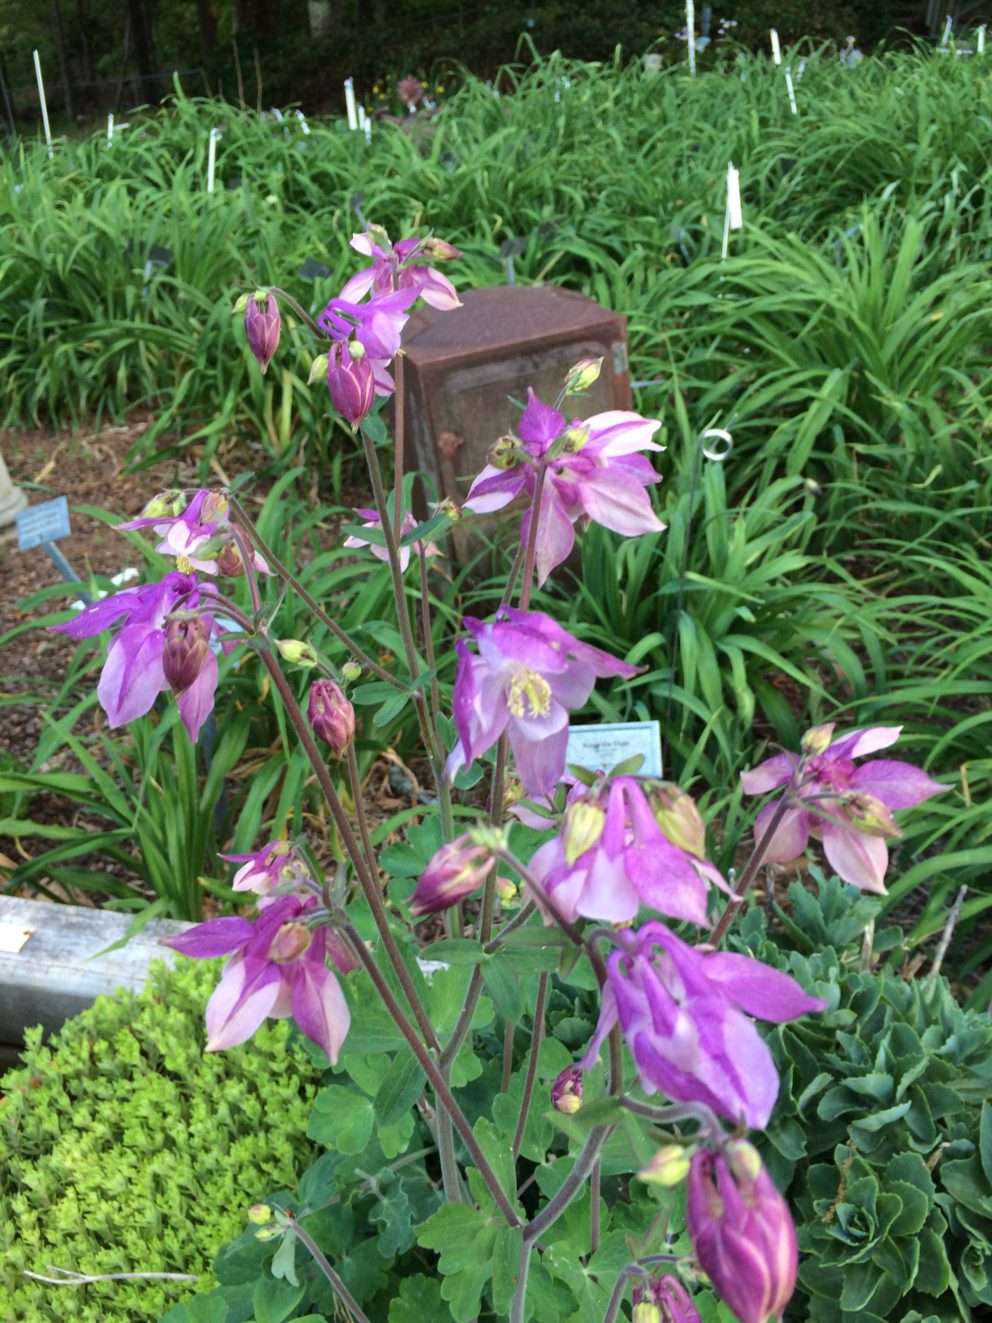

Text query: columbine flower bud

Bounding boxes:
[649,783,706,860]
[233,293,251,314]
[308,679,356,755]
[845,791,902,840]
[244,291,281,373]
[487,435,522,470]
[686,1142,798,1323]
[141,489,185,519]
[276,639,320,668]
[409,833,492,916]
[162,615,211,694]
[215,540,245,577]
[341,661,362,683]
[801,722,835,756]
[638,1144,692,1186]
[436,497,462,521]
[495,876,518,905]
[419,236,462,261]
[551,1066,583,1114]
[247,1203,272,1224]
[308,353,330,385]
[633,1277,701,1323]
[564,356,604,394]
[562,800,605,865]
[327,348,376,427]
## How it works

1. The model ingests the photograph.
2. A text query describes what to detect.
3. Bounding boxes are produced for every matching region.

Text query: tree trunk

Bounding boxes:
[233,0,281,38]
[50,0,74,120]
[126,0,162,101]
[196,0,219,59]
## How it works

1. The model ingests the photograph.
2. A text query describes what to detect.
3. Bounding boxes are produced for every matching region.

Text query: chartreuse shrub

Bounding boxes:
[734,876,992,1322]
[0,960,321,1323]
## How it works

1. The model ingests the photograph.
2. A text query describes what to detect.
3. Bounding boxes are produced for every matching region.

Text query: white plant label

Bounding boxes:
[727,163,743,229]
[979,25,986,54]
[770,27,782,65]
[107,112,114,144]
[33,49,53,156]
[566,721,663,779]
[207,127,222,193]
[785,67,798,114]
[344,77,358,131]
[686,0,696,76]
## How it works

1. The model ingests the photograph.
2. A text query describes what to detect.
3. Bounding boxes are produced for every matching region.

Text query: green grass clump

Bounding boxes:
[0,959,321,1323]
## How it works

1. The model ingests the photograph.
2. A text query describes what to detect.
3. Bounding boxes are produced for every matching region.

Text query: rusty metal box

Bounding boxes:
[400,285,632,558]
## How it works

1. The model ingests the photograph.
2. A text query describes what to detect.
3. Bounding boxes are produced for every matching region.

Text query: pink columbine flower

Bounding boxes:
[326,342,377,426]
[308,679,356,755]
[687,1141,798,1323]
[221,838,316,898]
[339,228,462,311]
[446,609,639,797]
[741,723,945,893]
[463,389,665,585]
[161,894,356,1060]
[51,572,225,741]
[343,507,440,571]
[118,489,268,577]
[528,777,729,926]
[578,921,826,1129]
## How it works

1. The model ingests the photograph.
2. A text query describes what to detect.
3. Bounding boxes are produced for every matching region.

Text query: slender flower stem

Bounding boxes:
[360,427,443,766]
[501,1020,516,1095]
[392,352,406,543]
[708,793,795,947]
[228,496,403,688]
[618,1096,725,1139]
[259,649,439,1052]
[483,899,537,954]
[518,461,549,610]
[417,549,442,737]
[526,1125,615,1245]
[344,744,377,880]
[342,922,522,1228]
[590,1159,601,1254]
[285,1220,371,1323]
[267,285,324,337]
[511,973,548,1162]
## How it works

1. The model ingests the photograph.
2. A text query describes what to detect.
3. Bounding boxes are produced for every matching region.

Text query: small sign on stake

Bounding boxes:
[566,720,663,779]
[722,161,743,262]
[16,496,87,594]
[299,258,332,282]
[770,27,782,65]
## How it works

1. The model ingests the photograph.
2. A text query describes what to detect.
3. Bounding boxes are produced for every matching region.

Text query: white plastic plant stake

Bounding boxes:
[358,105,371,143]
[796,57,807,82]
[207,126,222,193]
[978,25,986,54]
[107,112,114,145]
[33,49,53,157]
[722,161,743,262]
[686,0,696,76]
[770,27,782,65]
[344,77,358,130]
[785,66,798,114]
[295,109,310,134]
[940,16,952,47]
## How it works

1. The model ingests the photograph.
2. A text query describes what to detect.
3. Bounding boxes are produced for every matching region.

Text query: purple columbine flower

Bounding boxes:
[308,679,356,755]
[51,572,225,741]
[326,342,377,426]
[686,1140,798,1323]
[741,723,945,893]
[317,286,419,361]
[338,228,462,311]
[343,507,441,571]
[161,894,356,1060]
[463,389,665,585]
[446,609,639,797]
[578,921,826,1129]
[221,838,316,898]
[118,489,268,577]
[528,777,729,926]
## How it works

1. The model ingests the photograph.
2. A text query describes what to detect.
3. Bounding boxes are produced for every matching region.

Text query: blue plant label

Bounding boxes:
[16,496,72,550]
[566,720,662,778]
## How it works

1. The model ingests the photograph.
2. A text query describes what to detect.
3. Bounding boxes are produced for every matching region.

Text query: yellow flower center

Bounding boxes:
[506,666,552,719]
[176,554,193,574]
